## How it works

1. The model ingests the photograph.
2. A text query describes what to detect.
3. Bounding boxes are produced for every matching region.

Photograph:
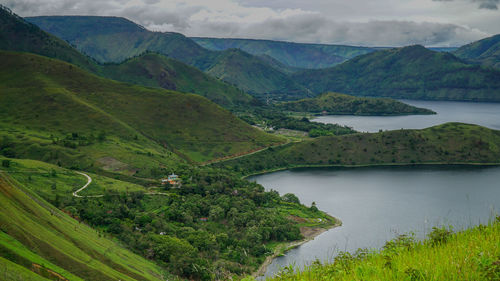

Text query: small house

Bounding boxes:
[161,173,181,187]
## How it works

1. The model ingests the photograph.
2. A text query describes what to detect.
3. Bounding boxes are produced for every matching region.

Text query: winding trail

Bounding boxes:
[72,171,170,198]
[201,140,293,166]
[73,171,103,198]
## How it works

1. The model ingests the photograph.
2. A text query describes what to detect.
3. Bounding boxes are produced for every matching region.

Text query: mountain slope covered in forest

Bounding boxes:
[293,45,500,102]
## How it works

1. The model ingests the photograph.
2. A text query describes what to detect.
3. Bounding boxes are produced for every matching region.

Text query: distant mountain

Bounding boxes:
[0,9,255,107]
[293,45,500,102]
[27,16,311,99]
[255,54,302,74]
[26,15,213,67]
[192,38,457,70]
[206,49,311,99]
[101,52,256,106]
[192,37,375,69]
[429,47,458,52]
[0,7,97,72]
[454,34,500,69]
[277,92,435,115]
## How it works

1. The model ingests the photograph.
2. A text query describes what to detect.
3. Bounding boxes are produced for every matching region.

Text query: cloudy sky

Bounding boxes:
[4,0,500,46]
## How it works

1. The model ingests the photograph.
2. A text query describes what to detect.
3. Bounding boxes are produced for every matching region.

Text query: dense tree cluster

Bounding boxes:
[51,167,304,280]
[237,107,355,137]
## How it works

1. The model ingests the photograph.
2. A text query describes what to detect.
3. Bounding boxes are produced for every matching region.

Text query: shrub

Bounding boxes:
[1,159,10,168]
[428,226,453,246]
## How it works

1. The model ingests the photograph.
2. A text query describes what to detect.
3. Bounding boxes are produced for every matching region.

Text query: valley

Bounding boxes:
[1,3,500,281]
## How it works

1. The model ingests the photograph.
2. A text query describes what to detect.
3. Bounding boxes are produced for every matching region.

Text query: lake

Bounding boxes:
[313,100,500,132]
[253,100,500,278]
[251,166,500,278]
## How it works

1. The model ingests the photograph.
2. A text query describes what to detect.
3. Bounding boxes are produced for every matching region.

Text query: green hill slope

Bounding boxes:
[101,52,256,107]
[0,173,166,281]
[206,49,312,99]
[26,15,312,99]
[191,37,375,69]
[293,45,500,102]
[277,92,435,115]
[454,34,500,69]
[0,51,282,165]
[216,123,500,175]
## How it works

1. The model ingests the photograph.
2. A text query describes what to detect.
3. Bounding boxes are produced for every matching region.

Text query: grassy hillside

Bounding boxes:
[293,45,500,102]
[277,92,435,116]
[215,123,500,174]
[0,51,282,166]
[258,219,500,281]
[101,52,256,107]
[191,37,375,69]
[206,49,312,99]
[454,34,500,69]
[27,15,313,100]
[0,172,167,281]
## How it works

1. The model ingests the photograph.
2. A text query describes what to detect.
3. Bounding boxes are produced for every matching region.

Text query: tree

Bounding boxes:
[1,159,10,168]
[152,235,197,267]
[310,201,319,212]
[281,193,300,204]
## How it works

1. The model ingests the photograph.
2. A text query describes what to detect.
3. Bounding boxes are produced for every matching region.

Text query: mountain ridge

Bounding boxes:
[292,45,500,102]
[27,15,312,99]
[0,9,256,107]
[454,34,500,69]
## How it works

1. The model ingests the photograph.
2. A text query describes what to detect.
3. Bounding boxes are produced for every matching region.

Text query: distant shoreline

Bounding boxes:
[243,162,500,179]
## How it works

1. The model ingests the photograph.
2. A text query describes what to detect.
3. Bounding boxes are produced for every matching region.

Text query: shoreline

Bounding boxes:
[252,216,343,278]
[243,162,500,179]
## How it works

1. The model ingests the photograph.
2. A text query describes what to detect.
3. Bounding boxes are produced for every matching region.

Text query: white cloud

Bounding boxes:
[4,0,497,46]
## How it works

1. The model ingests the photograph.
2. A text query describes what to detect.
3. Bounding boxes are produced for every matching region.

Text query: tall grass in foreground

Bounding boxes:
[261,218,500,281]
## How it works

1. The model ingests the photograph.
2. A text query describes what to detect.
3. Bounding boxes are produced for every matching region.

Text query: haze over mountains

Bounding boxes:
[192,38,458,70]
[191,37,376,69]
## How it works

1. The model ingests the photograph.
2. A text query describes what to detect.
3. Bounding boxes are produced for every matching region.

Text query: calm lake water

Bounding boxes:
[251,166,500,278]
[253,100,500,278]
[313,100,500,132]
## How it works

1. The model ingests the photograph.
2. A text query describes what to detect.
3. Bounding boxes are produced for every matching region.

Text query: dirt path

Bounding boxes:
[201,140,293,166]
[73,172,103,198]
[73,172,171,198]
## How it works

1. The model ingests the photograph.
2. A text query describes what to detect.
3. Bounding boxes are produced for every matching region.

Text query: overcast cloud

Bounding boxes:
[433,0,500,10]
[4,0,499,46]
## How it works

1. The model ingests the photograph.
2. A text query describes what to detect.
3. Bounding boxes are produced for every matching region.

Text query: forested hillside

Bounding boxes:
[292,45,500,102]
